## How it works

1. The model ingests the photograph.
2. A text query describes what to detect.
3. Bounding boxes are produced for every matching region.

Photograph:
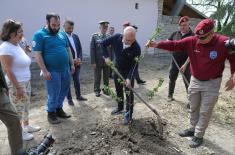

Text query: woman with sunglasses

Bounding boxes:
[0,19,41,141]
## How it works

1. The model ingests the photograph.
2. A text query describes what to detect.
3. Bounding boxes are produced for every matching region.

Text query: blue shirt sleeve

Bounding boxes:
[32,32,44,52]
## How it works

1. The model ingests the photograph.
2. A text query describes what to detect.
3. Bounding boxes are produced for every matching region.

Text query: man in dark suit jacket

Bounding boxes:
[64,19,87,105]
[102,26,141,125]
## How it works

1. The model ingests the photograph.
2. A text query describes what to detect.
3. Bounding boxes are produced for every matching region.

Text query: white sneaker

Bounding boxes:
[22,131,34,141]
[24,125,41,133]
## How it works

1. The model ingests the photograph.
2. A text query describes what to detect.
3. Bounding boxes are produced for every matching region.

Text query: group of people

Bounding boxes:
[147,17,235,148]
[0,13,88,154]
[0,13,145,154]
[0,13,235,154]
[90,20,146,97]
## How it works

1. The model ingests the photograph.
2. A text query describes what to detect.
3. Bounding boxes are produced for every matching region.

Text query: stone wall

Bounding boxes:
[155,0,202,57]
[158,15,201,40]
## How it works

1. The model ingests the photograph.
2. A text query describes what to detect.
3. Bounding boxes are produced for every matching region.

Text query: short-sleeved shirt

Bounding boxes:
[0,41,31,83]
[32,27,69,72]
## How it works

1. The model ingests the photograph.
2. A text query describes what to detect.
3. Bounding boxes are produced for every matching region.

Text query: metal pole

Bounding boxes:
[171,55,190,86]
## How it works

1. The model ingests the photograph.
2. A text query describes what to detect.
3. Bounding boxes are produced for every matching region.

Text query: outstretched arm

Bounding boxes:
[146,37,191,52]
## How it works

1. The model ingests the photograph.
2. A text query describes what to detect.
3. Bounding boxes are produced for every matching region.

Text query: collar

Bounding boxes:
[65,32,73,37]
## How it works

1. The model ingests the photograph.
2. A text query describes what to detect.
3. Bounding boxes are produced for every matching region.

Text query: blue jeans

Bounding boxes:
[45,69,71,112]
[67,67,81,101]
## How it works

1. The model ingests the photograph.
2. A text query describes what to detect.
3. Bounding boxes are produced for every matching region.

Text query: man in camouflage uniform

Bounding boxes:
[90,21,110,97]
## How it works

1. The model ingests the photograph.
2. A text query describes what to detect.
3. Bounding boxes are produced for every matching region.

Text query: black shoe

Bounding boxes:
[68,100,75,106]
[47,112,61,124]
[137,79,146,85]
[179,129,194,137]
[187,103,190,109]
[77,96,87,101]
[167,96,175,102]
[31,92,36,97]
[56,108,71,118]
[189,136,203,148]
[95,91,100,97]
[111,107,123,115]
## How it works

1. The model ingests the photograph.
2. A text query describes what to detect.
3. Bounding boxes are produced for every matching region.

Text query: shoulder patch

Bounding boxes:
[32,41,36,48]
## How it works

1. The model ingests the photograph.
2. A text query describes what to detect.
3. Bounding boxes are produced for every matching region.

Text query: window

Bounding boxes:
[135,3,139,10]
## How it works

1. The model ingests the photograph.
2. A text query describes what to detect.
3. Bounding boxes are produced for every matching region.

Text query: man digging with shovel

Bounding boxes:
[101,26,141,125]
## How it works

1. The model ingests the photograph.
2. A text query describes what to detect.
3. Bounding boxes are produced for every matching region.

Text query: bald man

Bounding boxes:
[102,26,141,125]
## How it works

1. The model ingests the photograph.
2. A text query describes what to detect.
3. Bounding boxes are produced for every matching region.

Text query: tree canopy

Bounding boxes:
[187,0,235,36]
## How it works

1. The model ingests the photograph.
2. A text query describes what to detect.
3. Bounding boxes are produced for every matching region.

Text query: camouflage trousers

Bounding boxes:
[8,81,31,122]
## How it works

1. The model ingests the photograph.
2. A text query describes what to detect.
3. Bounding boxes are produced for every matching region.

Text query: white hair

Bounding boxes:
[123,26,136,36]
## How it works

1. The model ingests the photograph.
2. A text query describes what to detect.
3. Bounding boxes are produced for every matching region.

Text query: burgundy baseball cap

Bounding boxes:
[179,16,189,25]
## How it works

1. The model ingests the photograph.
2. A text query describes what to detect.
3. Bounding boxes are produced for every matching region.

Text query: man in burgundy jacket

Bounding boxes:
[147,19,235,148]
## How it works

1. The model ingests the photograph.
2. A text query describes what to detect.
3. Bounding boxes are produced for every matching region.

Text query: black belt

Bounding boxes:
[199,75,222,81]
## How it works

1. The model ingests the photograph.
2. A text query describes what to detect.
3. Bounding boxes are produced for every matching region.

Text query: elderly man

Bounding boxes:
[102,26,141,125]
[32,13,75,124]
[167,16,193,102]
[63,19,87,106]
[122,21,146,85]
[147,19,235,148]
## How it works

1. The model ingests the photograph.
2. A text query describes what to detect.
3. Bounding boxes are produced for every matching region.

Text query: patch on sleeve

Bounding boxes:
[32,41,36,48]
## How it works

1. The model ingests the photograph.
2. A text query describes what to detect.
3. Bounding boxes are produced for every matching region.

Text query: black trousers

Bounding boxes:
[114,70,134,114]
[168,59,191,97]
[135,64,141,81]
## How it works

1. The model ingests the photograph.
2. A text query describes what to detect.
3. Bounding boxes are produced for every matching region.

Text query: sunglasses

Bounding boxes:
[197,33,211,40]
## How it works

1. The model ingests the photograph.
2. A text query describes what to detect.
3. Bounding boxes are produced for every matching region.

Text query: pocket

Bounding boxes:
[0,90,10,105]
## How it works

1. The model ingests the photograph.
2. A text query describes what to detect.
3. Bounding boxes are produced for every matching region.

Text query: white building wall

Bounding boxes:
[0,0,158,55]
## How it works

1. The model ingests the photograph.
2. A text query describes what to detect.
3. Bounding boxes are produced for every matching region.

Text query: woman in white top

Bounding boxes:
[0,19,40,141]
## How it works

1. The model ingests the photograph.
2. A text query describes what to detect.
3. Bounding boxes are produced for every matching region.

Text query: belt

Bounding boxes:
[199,75,222,81]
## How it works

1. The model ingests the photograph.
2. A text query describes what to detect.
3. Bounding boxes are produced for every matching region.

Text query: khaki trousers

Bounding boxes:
[188,76,222,138]
[8,81,31,122]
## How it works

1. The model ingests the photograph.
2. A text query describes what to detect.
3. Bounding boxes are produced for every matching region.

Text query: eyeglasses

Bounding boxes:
[197,33,210,40]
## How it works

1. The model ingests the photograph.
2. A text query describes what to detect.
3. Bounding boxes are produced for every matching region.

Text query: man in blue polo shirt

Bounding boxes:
[32,13,75,124]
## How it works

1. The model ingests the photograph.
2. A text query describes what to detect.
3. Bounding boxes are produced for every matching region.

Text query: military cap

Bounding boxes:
[194,19,215,35]
[99,21,109,27]
[179,16,189,25]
